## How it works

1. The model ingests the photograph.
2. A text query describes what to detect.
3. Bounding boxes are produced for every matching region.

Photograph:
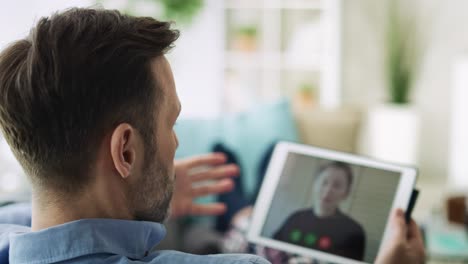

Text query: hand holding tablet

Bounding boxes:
[247,142,418,264]
[375,209,426,264]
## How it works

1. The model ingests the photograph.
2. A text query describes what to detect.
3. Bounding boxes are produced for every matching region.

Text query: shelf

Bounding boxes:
[225,0,323,10]
[222,0,341,110]
[224,51,322,71]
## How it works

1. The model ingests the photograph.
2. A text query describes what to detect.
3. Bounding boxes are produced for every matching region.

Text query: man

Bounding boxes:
[0,7,425,264]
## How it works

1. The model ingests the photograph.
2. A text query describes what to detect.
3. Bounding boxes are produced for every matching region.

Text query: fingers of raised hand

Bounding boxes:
[183,153,227,168]
[191,164,239,182]
[191,178,234,197]
[189,202,227,216]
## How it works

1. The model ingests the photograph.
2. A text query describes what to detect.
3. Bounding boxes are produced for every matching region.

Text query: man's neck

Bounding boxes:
[31,185,132,231]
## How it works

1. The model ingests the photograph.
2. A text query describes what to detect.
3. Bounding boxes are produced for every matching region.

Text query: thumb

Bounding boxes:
[390,209,407,241]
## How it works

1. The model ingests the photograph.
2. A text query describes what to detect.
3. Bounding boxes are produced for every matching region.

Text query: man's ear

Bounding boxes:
[110,123,137,179]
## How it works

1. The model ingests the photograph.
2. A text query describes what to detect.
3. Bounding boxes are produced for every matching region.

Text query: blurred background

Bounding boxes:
[1,0,468,262]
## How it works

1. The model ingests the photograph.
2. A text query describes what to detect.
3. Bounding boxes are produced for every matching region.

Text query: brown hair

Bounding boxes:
[0,8,179,192]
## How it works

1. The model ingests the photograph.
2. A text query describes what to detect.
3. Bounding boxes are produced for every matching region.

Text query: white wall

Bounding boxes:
[0,0,223,118]
[341,0,468,181]
[166,0,223,118]
[0,0,93,49]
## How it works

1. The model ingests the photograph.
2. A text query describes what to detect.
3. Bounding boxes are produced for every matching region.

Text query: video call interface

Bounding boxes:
[260,152,402,263]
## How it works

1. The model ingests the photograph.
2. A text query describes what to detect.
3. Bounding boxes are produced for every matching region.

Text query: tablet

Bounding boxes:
[247,141,417,264]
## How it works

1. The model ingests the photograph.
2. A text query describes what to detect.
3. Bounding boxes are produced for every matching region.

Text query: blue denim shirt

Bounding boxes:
[2,219,269,264]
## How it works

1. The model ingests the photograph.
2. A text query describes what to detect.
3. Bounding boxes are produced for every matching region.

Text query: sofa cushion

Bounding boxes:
[175,99,299,199]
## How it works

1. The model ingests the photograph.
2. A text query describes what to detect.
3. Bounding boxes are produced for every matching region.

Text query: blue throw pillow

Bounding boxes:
[218,99,299,196]
[175,99,299,199]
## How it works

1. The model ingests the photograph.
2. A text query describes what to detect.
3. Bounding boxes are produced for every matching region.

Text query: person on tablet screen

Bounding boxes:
[273,161,366,261]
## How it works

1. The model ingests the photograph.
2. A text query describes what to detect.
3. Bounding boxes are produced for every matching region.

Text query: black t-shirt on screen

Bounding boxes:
[273,209,366,261]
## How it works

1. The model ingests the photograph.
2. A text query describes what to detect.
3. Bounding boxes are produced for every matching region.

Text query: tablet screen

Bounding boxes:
[248,142,417,264]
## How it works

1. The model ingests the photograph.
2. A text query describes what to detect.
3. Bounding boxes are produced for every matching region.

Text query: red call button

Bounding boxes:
[318,236,332,249]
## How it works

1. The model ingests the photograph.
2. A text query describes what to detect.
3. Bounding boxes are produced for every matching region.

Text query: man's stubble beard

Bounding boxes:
[131,145,174,223]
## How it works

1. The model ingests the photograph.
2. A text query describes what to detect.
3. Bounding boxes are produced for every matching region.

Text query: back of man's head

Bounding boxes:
[0,8,179,194]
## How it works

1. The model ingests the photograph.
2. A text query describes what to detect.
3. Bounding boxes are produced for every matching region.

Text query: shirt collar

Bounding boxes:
[9,218,166,263]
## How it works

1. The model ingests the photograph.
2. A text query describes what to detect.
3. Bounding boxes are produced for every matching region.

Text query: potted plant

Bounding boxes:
[232,25,258,52]
[293,82,317,110]
[158,0,204,25]
[385,0,421,105]
[97,0,204,25]
[360,1,425,165]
